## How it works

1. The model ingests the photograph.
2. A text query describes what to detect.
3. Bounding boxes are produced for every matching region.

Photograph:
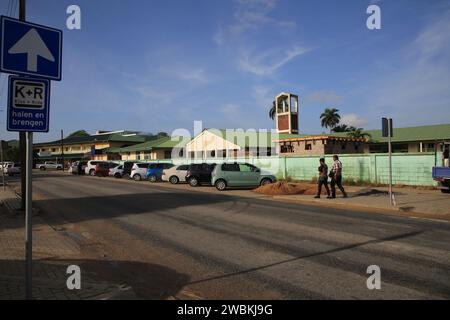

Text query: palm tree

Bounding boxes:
[331,124,349,133]
[347,127,371,140]
[269,100,276,120]
[269,96,289,120]
[320,108,341,132]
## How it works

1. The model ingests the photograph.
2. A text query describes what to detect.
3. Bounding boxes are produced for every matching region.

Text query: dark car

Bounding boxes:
[94,162,110,177]
[71,161,87,175]
[122,161,136,177]
[185,163,216,187]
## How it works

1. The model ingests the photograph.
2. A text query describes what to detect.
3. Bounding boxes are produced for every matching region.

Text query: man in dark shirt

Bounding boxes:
[314,158,331,199]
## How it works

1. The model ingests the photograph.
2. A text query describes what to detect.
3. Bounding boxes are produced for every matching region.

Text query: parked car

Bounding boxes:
[37,161,63,171]
[109,164,124,178]
[162,164,190,184]
[69,161,88,175]
[145,163,175,182]
[185,163,217,187]
[4,163,21,176]
[0,162,13,170]
[211,163,275,191]
[130,163,151,181]
[122,161,137,177]
[84,161,109,176]
[94,162,110,177]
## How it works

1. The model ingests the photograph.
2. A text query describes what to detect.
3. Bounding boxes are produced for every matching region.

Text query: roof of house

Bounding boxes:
[115,136,188,153]
[204,129,364,147]
[34,133,147,147]
[364,123,450,143]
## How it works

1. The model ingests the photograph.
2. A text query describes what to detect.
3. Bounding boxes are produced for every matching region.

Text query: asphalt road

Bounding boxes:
[17,171,450,299]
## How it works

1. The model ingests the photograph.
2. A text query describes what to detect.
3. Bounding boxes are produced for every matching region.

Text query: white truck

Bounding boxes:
[37,161,63,171]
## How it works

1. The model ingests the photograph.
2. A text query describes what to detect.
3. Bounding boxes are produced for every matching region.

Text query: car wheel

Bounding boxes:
[149,174,157,183]
[260,178,272,186]
[215,179,227,191]
[188,177,199,187]
[89,169,95,176]
[114,173,122,179]
[133,174,142,181]
[169,176,179,184]
[40,167,45,171]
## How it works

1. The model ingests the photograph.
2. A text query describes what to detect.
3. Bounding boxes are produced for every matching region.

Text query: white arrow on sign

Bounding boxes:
[8,28,55,72]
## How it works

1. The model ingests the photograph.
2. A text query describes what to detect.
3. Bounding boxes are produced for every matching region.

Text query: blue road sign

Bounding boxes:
[0,16,62,80]
[7,76,51,132]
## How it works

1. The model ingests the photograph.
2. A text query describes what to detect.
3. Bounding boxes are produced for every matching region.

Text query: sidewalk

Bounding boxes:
[0,187,137,300]
[273,186,450,221]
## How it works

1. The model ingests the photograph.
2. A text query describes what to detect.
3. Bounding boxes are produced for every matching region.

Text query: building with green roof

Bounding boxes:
[115,136,189,161]
[363,123,450,153]
[33,131,149,162]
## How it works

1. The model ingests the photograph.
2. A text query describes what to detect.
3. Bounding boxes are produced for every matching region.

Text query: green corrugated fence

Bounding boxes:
[119,152,441,186]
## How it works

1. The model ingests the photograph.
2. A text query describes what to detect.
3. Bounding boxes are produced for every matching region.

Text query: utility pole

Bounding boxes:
[61,129,64,171]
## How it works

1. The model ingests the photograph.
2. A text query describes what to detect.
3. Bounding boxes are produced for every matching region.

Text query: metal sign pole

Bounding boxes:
[388,119,393,206]
[25,131,33,299]
[0,140,5,191]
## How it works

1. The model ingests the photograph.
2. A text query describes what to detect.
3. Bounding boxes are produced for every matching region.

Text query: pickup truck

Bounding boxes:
[37,162,63,171]
[432,167,450,193]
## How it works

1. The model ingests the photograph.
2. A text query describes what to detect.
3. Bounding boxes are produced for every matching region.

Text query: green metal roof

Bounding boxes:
[115,136,188,153]
[34,133,147,147]
[364,123,450,143]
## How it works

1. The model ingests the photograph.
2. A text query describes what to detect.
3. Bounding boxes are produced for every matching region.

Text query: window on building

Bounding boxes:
[164,150,172,159]
[305,143,312,151]
[52,148,56,152]
[280,144,294,153]
[341,144,346,150]
[424,143,435,152]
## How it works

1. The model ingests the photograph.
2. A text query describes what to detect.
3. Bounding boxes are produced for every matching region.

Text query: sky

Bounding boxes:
[0,0,449,142]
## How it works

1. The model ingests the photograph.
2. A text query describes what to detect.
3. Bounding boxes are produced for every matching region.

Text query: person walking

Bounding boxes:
[330,155,348,198]
[314,158,331,199]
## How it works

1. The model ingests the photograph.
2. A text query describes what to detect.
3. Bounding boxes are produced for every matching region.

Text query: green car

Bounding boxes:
[211,163,276,191]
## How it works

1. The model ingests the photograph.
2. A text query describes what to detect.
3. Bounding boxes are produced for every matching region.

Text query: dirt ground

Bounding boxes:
[254,181,319,196]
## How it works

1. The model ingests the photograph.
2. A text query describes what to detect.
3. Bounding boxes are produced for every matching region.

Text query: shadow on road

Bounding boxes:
[0,258,190,300]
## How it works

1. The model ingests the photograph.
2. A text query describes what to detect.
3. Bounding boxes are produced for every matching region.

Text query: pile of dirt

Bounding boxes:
[254,181,318,196]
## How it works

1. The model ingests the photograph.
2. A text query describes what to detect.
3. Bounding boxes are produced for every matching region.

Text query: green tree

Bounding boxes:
[320,108,341,132]
[67,130,90,138]
[269,100,276,120]
[347,127,371,140]
[269,96,289,120]
[331,124,350,133]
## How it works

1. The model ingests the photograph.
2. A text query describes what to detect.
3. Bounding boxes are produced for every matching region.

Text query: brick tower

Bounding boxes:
[275,92,299,134]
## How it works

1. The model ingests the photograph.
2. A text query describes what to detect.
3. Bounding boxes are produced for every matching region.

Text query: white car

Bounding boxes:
[161,164,189,184]
[109,164,124,178]
[4,163,21,176]
[37,161,63,171]
[130,163,150,181]
[0,162,13,170]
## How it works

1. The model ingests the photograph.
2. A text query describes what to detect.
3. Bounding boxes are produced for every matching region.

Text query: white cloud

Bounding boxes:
[239,46,311,76]
[304,91,343,105]
[215,0,294,45]
[366,7,450,126]
[341,113,368,127]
